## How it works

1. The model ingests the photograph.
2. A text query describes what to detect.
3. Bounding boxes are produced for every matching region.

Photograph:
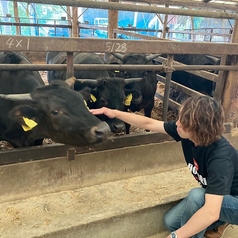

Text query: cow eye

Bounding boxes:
[50,110,59,116]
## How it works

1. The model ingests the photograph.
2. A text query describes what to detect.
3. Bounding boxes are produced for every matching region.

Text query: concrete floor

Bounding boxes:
[0,167,197,238]
[1,134,238,238]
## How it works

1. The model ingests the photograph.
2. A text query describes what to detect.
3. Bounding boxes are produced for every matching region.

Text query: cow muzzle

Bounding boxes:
[88,121,111,143]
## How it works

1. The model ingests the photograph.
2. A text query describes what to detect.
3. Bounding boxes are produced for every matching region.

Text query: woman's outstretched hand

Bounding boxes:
[90,107,116,119]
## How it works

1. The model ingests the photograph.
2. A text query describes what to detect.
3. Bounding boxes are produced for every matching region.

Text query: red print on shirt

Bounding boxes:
[193,158,199,171]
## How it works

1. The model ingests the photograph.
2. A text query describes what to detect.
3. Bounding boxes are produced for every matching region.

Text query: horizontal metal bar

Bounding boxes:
[113,29,164,40]
[155,92,181,110]
[157,75,204,97]
[168,30,231,37]
[0,22,72,28]
[156,57,219,81]
[0,63,237,72]
[0,133,172,166]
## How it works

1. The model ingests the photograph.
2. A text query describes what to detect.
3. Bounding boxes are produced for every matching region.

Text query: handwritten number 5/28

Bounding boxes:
[106,42,127,52]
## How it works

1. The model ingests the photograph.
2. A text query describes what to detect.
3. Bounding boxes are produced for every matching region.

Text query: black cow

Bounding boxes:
[76,77,142,133]
[154,54,221,102]
[46,52,142,134]
[46,52,110,99]
[0,52,111,148]
[107,53,160,133]
[173,54,220,96]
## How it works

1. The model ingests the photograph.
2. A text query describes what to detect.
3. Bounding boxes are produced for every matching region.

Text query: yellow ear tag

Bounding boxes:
[90,94,97,102]
[125,93,132,106]
[22,117,38,131]
[84,100,90,110]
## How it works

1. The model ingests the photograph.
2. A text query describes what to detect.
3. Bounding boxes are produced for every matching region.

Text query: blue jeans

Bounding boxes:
[163,187,238,238]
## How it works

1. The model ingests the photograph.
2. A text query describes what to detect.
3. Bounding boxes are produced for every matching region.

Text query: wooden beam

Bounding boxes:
[2,35,238,55]
[120,0,238,12]
[8,0,238,19]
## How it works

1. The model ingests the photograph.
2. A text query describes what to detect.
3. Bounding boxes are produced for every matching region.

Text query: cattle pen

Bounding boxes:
[1,0,238,237]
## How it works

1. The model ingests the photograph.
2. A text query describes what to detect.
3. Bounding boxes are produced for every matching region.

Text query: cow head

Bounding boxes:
[111,53,160,78]
[75,77,142,133]
[0,77,111,147]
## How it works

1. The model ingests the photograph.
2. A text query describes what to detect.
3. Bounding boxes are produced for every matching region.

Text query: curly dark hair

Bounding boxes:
[179,95,224,146]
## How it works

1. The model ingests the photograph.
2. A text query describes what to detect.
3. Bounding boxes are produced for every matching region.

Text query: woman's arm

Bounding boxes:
[90,107,167,134]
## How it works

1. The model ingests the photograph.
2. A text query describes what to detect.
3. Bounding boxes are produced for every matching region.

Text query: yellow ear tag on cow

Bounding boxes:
[90,94,97,102]
[22,117,38,131]
[84,100,90,110]
[125,93,132,106]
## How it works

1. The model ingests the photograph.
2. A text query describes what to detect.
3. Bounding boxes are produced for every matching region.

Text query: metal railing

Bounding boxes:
[0,16,233,42]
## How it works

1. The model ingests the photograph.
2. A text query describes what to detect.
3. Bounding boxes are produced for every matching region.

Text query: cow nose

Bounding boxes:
[111,122,125,133]
[94,121,111,139]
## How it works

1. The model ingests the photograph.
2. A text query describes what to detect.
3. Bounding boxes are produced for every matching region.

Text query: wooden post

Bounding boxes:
[108,0,118,39]
[222,20,238,125]
[162,4,169,39]
[72,7,78,37]
[13,1,20,35]
[66,6,72,36]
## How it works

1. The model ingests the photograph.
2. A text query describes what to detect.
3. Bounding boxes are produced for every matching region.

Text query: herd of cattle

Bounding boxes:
[0,51,221,149]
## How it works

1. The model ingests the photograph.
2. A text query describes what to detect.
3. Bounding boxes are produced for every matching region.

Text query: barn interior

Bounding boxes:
[0,0,238,237]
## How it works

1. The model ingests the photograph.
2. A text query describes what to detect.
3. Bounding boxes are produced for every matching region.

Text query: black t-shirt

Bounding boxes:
[164,121,238,196]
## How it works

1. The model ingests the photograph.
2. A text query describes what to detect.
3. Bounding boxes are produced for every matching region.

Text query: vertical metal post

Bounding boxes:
[162,54,174,121]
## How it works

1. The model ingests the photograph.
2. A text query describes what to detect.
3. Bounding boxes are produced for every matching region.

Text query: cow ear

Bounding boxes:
[90,94,97,103]
[124,93,132,106]
[108,62,123,77]
[125,89,142,105]
[9,105,38,131]
[87,89,98,106]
